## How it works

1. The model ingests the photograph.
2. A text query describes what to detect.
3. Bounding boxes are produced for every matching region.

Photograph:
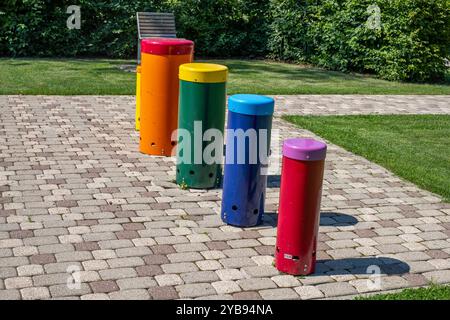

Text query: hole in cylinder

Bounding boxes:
[253,209,259,215]
[151,142,156,147]
[189,170,195,175]
[171,141,176,146]
[209,173,214,178]
[232,205,238,211]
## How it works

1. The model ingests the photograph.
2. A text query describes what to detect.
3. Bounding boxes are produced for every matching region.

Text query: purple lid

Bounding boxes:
[283,138,327,161]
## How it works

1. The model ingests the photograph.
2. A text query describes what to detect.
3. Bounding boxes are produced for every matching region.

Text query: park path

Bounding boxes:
[0,95,449,300]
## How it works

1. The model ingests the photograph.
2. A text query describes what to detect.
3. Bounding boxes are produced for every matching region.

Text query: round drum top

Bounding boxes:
[141,38,194,56]
[282,138,327,161]
[179,63,228,83]
[228,94,275,116]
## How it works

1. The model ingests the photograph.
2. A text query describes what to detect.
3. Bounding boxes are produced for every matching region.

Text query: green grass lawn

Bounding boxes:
[356,285,450,300]
[284,115,450,202]
[0,58,449,95]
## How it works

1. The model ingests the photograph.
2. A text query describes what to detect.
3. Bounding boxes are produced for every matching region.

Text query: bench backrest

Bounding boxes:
[137,12,177,39]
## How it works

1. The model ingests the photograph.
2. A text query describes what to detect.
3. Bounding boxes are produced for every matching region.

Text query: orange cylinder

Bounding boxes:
[139,38,194,156]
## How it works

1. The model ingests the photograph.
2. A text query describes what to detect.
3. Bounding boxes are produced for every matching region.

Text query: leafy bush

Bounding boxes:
[0,0,268,58]
[268,0,450,82]
[1,0,448,82]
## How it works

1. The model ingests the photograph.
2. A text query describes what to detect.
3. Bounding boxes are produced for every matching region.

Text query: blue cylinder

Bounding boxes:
[221,94,275,227]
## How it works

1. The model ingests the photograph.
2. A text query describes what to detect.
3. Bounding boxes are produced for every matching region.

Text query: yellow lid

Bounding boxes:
[179,63,228,83]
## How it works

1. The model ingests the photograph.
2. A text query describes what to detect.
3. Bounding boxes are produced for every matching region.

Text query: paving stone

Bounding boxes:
[90,280,119,293]
[116,277,157,290]
[21,287,51,300]
[82,260,109,271]
[216,269,246,281]
[294,285,325,299]
[402,274,429,287]
[181,271,219,284]
[49,283,91,298]
[212,281,241,294]
[99,268,138,280]
[223,248,258,258]
[259,288,298,300]
[5,277,32,289]
[219,257,256,268]
[196,260,222,271]
[161,262,199,274]
[316,282,357,297]
[271,275,301,288]
[349,279,383,294]
[242,265,279,278]
[148,286,179,300]
[237,278,277,291]
[55,251,92,262]
[109,289,150,300]
[232,291,262,300]
[116,246,152,258]
[143,254,170,265]
[155,274,184,286]
[136,265,163,277]
[176,283,217,298]
[44,262,82,274]
[81,293,110,300]
[167,252,203,263]
[201,250,226,260]
[0,289,21,300]
[423,270,450,284]
[107,257,145,268]
[17,264,44,277]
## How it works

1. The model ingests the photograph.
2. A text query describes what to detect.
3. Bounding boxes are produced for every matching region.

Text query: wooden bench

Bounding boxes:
[137,12,177,64]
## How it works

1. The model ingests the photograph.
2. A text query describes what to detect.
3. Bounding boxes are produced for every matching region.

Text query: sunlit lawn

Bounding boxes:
[1,58,449,95]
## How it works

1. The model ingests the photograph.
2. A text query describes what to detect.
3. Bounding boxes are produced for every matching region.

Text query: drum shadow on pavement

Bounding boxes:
[312,257,410,276]
[260,211,359,228]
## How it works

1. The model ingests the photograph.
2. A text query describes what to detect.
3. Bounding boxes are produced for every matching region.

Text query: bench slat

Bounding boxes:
[138,12,174,16]
[140,27,176,31]
[140,34,177,39]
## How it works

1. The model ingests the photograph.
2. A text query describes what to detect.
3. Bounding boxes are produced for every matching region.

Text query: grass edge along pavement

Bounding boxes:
[283,114,450,202]
[356,284,450,300]
[0,58,450,95]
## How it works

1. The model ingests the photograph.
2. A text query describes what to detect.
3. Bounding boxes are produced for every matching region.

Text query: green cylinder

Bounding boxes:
[176,63,228,189]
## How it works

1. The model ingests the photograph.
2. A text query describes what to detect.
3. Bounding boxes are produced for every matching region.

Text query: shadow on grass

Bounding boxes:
[211,59,364,83]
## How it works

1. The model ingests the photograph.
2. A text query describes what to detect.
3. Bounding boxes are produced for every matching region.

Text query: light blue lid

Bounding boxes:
[228,94,275,116]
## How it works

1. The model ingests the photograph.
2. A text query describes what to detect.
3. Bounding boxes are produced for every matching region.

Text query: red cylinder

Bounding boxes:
[275,138,327,275]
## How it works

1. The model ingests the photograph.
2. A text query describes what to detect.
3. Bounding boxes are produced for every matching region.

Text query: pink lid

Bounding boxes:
[141,38,194,56]
[283,138,327,161]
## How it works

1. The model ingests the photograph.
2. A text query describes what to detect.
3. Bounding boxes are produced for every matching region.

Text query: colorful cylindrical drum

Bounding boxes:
[139,38,194,156]
[275,138,327,275]
[221,94,275,227]
[176,63,228,189]
[135,65,142,131]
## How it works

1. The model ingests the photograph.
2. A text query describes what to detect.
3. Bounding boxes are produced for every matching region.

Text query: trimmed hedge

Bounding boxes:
[0,0,449,82]
[0,0,268,58]
[268,0,450,82]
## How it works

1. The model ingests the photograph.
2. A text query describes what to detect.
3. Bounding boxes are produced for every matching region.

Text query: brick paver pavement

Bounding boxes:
[0,95,449,300]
